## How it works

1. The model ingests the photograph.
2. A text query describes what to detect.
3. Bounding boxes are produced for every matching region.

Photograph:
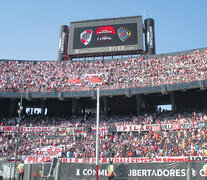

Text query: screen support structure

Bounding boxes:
[95,88,100,180]
[13,93,23,180]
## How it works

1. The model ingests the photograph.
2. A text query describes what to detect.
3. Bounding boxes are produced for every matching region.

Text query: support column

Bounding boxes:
[103,97,109,117]
[170,92,176,114]
[55,160,61,180]
[9,99,16,117]
[41,99,45,118]
[72,98,78,116]
[136,94,142,116]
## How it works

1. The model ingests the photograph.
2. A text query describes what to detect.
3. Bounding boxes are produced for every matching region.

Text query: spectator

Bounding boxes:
[0,110,207,159]
[0,49,206,92]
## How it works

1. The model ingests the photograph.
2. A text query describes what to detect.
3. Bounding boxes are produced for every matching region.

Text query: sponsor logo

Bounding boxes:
[76,169,80,176]
[95,26,116,35]
[97,36,112,42]
[58,32,66,53]
[191,168,197,177]
[95,26,116,44]
[74,45,133,54]
[80,30,93,45]
[117,27,132,42]
[200,163,207,177]
[128,169,186,177]
[75,168,114,176]
[147,26,153,48]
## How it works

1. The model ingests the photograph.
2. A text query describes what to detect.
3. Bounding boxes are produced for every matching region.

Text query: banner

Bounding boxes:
[151,124,161,131]
[32,147,62,156]
[25,161,207,180]
[117,125,150,132]
[74,127,84,132]
[23,156,57,163]
[0,120,203,134]
[180,123,193,129]
[68,78,81,84]
[91,126,107,132]
[84,73,104,84]
[66,127,74,135]
[58,128,67,135]
[161,123,194,130]
[161,124,173,130]
[24,156,207,164]
[198,122,205,128]
[89,77,103,84]
[173,123,180,130]
[0,126,56,133]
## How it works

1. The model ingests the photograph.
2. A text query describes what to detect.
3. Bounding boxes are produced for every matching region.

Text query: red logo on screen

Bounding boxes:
[80,30,93,45]
[95,26,116,35]
[95,26,116,44]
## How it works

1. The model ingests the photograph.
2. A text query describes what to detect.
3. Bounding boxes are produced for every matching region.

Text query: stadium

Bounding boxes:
[0,15,207,180]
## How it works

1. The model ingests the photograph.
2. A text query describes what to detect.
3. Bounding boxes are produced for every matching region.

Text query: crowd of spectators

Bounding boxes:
[0,49,207,160]
[0,110,207,159]
[0,49,206,92]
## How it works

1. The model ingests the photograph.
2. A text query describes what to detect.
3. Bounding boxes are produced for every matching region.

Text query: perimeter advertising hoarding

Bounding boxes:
[68,16,143,57]
[25,162,207,180]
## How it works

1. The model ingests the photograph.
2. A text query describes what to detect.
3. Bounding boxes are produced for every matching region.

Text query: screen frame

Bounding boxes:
[68,16,143,57]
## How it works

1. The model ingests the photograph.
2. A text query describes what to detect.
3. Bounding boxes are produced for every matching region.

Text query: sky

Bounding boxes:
[0,0,206,61]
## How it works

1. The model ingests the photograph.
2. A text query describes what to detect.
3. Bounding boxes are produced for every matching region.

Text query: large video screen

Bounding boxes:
[73,23,137,49]
[68,16,143,56]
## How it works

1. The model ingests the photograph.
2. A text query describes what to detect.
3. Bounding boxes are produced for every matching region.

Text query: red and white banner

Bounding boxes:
[0,122,198,133]
[23,156,207,164]
[32,148,62,155]
[24,156,57,163]
[84,73,103,84]
[160,124,174,130]
[91,126,107,132]
[161,123,194,131]
[173,123,180,130]
[89,77,103,84]
[117,125,150,132]
[151,124,161,131]
[0,126,16,132]
[68,78,81,85]
[0,126,55,132]
[180,123,193,129]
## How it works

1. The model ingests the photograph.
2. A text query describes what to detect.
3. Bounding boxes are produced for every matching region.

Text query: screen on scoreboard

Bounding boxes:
[68,16,143,56]
[73,23,137,49]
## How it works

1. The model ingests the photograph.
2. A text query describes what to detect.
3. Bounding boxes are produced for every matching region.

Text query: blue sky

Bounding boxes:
[0,0,206,60]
